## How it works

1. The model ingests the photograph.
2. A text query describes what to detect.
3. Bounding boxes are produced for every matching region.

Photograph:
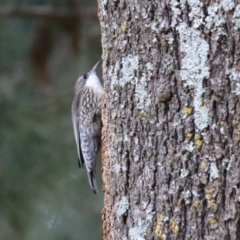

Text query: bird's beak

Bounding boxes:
[91,60,101,73]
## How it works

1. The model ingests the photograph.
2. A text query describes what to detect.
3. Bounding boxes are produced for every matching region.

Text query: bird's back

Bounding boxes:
[72,61,103,194]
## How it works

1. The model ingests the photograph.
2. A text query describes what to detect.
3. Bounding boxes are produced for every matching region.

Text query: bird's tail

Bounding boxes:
[87,170,98,194]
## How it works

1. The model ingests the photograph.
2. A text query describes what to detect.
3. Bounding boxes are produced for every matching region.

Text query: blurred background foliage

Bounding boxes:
[0,0,102,239]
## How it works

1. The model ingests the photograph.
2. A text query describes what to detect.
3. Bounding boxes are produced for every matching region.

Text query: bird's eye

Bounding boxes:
[83,73,88,79]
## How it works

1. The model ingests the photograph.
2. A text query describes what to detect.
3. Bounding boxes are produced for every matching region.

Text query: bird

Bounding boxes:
[72,60,103,194]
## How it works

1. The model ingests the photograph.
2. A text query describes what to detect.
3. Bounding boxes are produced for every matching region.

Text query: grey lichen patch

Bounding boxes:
[170,0,204,29]
[182,190,192,204]
[177,23,210,130]
[99,0,108,16]
[209,162,220,181]
[228,68,240,95]
[110,55,151,111]
[121,55,139,87]
[110,55,138,88]
[170,0,182,28]
[113,163,121,174]
[151,21,160,34]
[180,169,190,178]
[168,37,174,45]
[135,73,151,110]
[117,196,129,216]
[187,0,204,28]
[205,3,226,36]
[233,5,240,30]
[133,136,140,162]
[185,142,195,152]
[146,62,154,73]
[170,0,233,38]
[195,105,211,131]
[221,0,235,11]
[129,219,147,240]
[226,155,235,171]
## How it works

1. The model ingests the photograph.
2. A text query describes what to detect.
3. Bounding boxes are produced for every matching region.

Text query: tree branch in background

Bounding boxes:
[0,6,97,20]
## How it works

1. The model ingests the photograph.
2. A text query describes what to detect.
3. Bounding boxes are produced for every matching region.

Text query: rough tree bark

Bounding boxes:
[99,0,240,239]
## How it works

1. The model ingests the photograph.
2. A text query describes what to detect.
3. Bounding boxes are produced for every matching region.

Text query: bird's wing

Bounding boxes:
[80,130,98,193]
[72,94,84,168]
[80,130,95,172]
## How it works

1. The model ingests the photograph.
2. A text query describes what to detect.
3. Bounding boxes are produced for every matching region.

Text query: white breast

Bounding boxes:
[85,72,103,93]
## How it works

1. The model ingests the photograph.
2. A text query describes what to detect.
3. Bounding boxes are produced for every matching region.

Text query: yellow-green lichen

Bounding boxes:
[205,188,215,200]
[193,199,202,207]
[186,132,193,138]
[208,217,217,224]
[195,139,203,147]
[183,107,192,115]
[155,213,166,239]
[170,219,179,234]
[200,161,208,169]
[208,199,217,208]
[121,23,127,32]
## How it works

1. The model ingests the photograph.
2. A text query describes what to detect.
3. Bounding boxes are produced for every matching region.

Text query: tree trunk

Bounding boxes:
[99,0,240,239]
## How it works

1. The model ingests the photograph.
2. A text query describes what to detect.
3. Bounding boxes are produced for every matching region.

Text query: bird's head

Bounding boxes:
[75,60,101,92]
